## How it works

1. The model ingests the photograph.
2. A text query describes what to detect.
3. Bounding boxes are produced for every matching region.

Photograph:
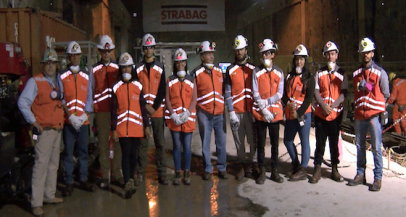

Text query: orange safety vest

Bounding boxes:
[314,67,345,121]
[228,63,254,113]
[112,80,144,138]
[31,74,64,129]
[92,62,119,112]
[194,65,224,115]
[388,78,406,105]
[285,74,312,120]
[164,74,196,133]
[136,62,165,118]
[60,68,90,125]
[252,66,284,122]
[353,66,386,120]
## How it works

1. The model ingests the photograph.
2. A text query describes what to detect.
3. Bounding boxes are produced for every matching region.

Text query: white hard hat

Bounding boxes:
[41,48,59,63]
[233,35,248,50]
[293,44,309,57]
[142,33,156,47]
[258,39,277,53]
[323,41,339,55]
[118,52,134,66]
[359,37,375,53]
[97,35,115,50]
[197,41,216,54]
[173,48,187,61]
[66,41,82,54]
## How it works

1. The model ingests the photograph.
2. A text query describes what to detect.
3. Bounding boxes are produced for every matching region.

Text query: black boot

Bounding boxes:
[251,162,259,179]
[270,167,284,183]
[255,166,266,185]
[184,170,191,185]
[331,164,344,182]
[309,164,321,184]
[63,184,74,197]
[173,171,181,185]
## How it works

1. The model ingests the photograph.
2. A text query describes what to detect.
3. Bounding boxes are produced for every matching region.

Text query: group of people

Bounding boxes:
[18,32,394,217]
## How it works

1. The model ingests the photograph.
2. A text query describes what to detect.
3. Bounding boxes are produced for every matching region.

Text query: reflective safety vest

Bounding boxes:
[60,68,90,125]
[388,78,406,106]
[112,80,144,138]
[228,63,254,113]
[31,74,64,129]
[252,66,283,122]
[164,74,196,133]
[92,62,119,112]
[353,66,386,120]
[285,74,312,120]
[314,67,345,121]
[136,62,165,118]
[193,65,224,115]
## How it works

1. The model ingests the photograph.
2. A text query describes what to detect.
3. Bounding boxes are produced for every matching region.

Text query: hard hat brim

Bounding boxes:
[41,60,60,63]
[97,45,115,50]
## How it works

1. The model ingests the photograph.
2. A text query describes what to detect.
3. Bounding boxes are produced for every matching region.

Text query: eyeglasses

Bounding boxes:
[143,46,155,50]
[261,50,273,56]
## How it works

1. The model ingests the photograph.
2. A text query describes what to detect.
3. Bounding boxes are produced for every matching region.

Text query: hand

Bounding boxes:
[170,112,183,126]
[261,108,274,123]
[291,110,298,119]
[323,105,333,115]
[287,101,296,111]
[144,127,152,139]
[32,121,43,134]
[68,114,81,131]
[179,109,191,123]
[229,111,239,125]
[112,131,119,143]
[79,113,89,125]
[257,99,268,110]
[145,105,156,117]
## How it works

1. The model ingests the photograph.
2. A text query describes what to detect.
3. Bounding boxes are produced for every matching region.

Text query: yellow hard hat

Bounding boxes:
[389,72,396,82]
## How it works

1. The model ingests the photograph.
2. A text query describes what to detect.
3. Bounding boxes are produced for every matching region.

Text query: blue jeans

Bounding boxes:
[283,113,311,168]
[171,131,193,171]
[197,109,227,173]
[63,123,89,184]
[355,117,383,180]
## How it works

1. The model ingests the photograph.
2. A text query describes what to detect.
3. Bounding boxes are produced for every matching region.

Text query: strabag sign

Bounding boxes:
[143,0,225,32]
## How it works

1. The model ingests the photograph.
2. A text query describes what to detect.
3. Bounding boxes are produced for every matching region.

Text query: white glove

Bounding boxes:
[261,108,274,123]
[68,114,81,131]
[257,99,268,110]
[179,110,191,123]
[229,111,239,124]
[78,113,88,125]
[170,113,183,126]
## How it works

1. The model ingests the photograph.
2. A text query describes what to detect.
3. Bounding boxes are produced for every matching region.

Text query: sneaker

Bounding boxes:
[43,197,63,204]
[32,206,44,217]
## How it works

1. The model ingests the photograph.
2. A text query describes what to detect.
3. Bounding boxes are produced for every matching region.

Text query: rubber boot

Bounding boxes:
[255,166,266,185]
[309,164,321,184]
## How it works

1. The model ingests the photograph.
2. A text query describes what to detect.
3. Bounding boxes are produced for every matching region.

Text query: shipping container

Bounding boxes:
[0,8,87,75]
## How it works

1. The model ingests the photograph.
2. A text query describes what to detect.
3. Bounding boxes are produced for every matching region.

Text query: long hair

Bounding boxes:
[172,61,188,75]
[286,56,313,94]
[117,65,137,82]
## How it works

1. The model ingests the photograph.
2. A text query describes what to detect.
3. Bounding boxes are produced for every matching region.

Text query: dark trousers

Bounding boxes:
[256,120,280,168]
[137,117,166,176]
[119,137,140,183]
[314,114,342,165]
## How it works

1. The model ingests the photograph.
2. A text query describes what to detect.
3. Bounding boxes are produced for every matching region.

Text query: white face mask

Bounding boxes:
[177,70,186,78]
[123,73,132,81]
[70,65,80,73]
[204,63,214,69]
[262,58,271,68]
[295,66,302,74]
[327,61,336,71]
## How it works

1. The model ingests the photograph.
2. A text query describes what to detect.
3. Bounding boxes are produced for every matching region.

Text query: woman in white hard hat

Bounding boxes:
[165,48,197,185]
[111,52,151,198]
[282,44,315,182]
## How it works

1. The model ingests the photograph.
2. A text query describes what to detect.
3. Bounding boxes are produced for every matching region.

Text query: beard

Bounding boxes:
[235,54,246,62]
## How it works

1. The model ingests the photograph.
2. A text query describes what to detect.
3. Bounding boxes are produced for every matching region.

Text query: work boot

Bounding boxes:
[235,164,245,181]
[32,206,44,217]
[123,179,135,199]
[134,174,143,186]
[331,164,344,182]
[173,171,182,185]
[218,171,228,179]
[80,181,97,192]
[270,167,284,183]
[43,197,63,204]
[184,170,191,185]
[251,162,259,179]
[288,166,307,182]
[114,177,125,188]
[63,184,74,197]
[158,175,169,185]
[202,172,211,180]
[99,179,109,189]
[309,164,322,184]
[369,179,382,192]
[256,166,266,185]
[347,174,366,186]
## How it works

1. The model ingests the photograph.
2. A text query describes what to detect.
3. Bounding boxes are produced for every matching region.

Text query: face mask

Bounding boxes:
[262,58,271,68]
[204,63,214,69]
[295,66,302,74]
[327,61,336,71]
[123,73,132,81]
[177,70,186,78]
[70,65,79,73]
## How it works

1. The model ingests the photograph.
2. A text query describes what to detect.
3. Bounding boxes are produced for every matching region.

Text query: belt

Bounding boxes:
[43,124,62,132]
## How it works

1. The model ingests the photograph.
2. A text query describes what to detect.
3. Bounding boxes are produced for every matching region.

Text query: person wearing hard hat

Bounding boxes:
[282,44,315,182]
[111,52,151,198]
[60,41,96,196]
[387,72,406,135]
[191,40,228,180]
[347,37,390,191]
[135,33,169,185]
[164,48,197,185]
[91,35,124,189]
[251,38,284,184]
[310,41,347,184]
[18,48,64,217]
[224,35,257,181]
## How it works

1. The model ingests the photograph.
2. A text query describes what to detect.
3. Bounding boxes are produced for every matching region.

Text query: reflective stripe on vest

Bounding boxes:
[92,63,119,112]
[228,63,254,113]
[195,66,224,115]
